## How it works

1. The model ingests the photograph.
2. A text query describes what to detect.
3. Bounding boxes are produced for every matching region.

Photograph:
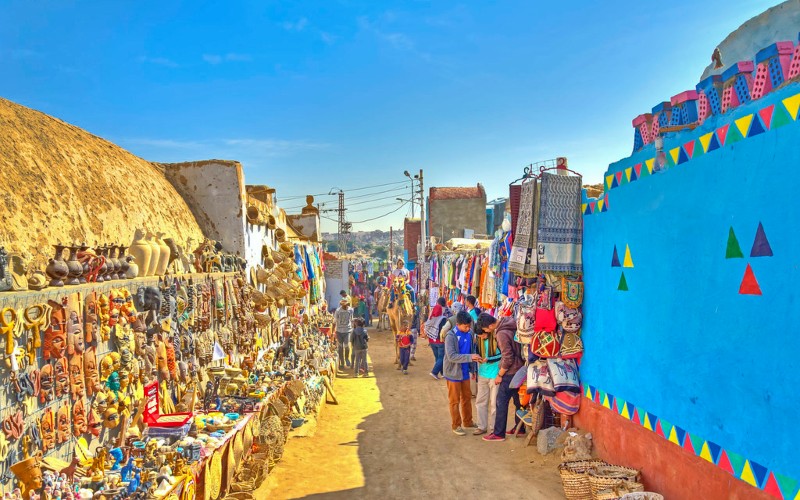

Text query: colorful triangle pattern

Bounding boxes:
[611,245,621,267]
[739,264,762,295]
[623,244,634,267]
[618,272,629,291]
[726,227,744,258]
[751,222,773,257]
[581,384,798,498]
[759,104,775,130]
[783,92,800,120]
[699,132,714,153]
[748,115,766,137]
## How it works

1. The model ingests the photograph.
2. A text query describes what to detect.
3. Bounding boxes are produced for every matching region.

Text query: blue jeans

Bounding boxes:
[399,347,411,370]
[430,343,444,377]
[493,371,523,436]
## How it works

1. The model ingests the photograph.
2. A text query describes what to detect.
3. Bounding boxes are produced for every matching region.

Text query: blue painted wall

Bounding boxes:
[581,81,800,481]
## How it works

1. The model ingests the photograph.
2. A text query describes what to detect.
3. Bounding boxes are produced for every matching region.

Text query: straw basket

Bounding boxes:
[209,451,223,500]
[594,482,645,500]
[246,205,262,225]
[619,493,664,500]
[589,465,641,498]
[275,228,286,242]
[559,460,608,500]
[267,215,277,230]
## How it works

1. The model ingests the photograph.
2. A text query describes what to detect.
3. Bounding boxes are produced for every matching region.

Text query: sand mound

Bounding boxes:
[0,97,204,263]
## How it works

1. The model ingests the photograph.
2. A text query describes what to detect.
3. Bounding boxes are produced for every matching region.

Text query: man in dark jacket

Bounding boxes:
[480,314,524,442]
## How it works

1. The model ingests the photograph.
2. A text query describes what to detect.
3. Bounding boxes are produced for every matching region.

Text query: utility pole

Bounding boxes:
[389,226,393,263]
[418,168,425,256]
[337,190,346,256]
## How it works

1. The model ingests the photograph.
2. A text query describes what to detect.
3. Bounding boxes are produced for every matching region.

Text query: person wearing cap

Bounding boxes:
[334,299,354,370]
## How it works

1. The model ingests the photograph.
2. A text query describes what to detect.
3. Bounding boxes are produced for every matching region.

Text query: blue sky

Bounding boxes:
[0,0,781,232]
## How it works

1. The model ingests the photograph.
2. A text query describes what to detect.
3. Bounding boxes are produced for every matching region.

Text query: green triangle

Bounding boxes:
[689,434,705,456]
[618,272,629,291]
[725,227,744,259]
[772,103,794,129]
[639,164,650,178]
[659,418,673,437]
[774,471,799,499]
[727,449,747,476]
[693,139,704,159]
[726,123,744,144]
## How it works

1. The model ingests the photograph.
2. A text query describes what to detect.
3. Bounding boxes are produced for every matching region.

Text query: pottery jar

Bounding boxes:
[129,229,152,278]
[101,246,114,281]
[118,245,131,278]
[46,244,69,287]
[146,231,161,277]
[156,232,170,276]
[125,255,139,279]
[107,245,120,280]
[94,245,107,283]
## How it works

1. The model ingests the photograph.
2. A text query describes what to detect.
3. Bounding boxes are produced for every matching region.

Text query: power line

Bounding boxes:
[347,201,404,213]
[349,202,410,224]
[277,179,408,201]
[344,186,408,201]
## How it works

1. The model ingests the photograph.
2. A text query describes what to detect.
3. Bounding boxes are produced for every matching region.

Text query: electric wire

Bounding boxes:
[277,179,408,201]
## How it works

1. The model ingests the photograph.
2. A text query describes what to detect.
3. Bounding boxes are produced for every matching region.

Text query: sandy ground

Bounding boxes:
[256,326,565,499]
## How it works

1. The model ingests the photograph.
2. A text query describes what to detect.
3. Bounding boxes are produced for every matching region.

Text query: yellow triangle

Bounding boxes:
[620,403,630,420]
[669,147,680,165]
[795,488,800,500]
[606,174,614,189]
[585,386,592,398]
[581,203,587,213]
[643,413,653,431]
[625,167,633,181]
[645,158,655,173]
[597,199,605,211]
[735,114,754,137]
[699,442,714,463]
[783,92,800,120]
[668,426,680,445]
[740,460,758,487]
[602,394,611,409]
[699,132,714,153]
[623,244,634,268]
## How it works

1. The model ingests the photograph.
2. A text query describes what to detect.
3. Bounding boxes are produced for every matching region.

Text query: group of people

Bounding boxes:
[425,296,525,441]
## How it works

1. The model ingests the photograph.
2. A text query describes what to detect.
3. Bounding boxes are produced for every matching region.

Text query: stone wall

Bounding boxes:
[428,197,487,240]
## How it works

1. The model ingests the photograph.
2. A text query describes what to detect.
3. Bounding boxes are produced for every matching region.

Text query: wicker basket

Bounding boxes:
[589,465,641,498]
[619,494,663,500]
[594,482,645,500]
[209,452,223,500]
[559,460,608,500]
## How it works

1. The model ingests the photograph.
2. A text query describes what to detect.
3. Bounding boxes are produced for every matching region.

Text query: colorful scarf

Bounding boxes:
[537,173,583,274]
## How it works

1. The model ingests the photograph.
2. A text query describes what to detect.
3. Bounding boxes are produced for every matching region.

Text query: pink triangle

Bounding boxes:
[589,201,596,212]
[683,140,695,158]
[764,472,784,499]
[631,407,640,424]
[739,264,762,295]
[718,450,734,475]
[655,420,666,438]
[759,105,775,130]
[717,124,730,146]
[634,163,642,177]
[616,171,623,183]
[683,436,695,454]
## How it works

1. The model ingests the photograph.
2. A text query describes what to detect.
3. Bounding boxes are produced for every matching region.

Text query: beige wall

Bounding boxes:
[161,160,247,256]
[429,197,487,240]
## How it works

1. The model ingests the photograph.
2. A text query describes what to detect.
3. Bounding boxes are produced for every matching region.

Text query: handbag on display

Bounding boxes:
[532,330,561,358]
[546,390,581,415]
[534,286,557,332]
[547,357,580,393]
[555,302,582,333]
[560,331,584,359]
[530,394,547,434]
[526,359,555,396]
[509,366,527,389]
[515,296,536,345]
[561,276,584,308]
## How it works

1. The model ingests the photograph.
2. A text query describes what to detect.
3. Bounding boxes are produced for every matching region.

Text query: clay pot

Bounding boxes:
[129,229,152,278]
[78,243,90,284]
[118,245,131,278]
[125,255,138,279]
[100,246,114,281]
[94,245,107,283]
[107,245,120,280]
[156,232,170,276]
[145,231,160,277]
[46,244,69,287]
[65,245,83,286]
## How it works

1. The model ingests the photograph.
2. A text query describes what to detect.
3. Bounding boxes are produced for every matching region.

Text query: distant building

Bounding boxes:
[403,217,421,263]
[428,184,487,241]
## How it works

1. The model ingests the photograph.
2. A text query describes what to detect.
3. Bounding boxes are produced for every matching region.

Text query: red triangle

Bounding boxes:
[683,140,695,158]
[655,420,666,438]
[717,124,730,146]
[764,472,784,499]
[739,264,763,295]
[683,436,695,454]
[616,171,623,183]
[612,398,619,413]
[604,195,609,210]
[590,201,596,212]
[632,407,640,424]
[634,163,642,177]
[594,391,601,404]
[759,105,775,130]
[718,450,734,474]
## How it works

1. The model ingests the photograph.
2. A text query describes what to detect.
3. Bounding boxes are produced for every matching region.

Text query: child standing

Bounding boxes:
[352,318,370,377]
[397,320,414,375]
[444,311,484,436]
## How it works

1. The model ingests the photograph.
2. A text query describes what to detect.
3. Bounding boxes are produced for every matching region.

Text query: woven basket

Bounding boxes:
[594,482,645,500]
[209,451,223,500]
[619,493,663,500]
[589,465,640,498]
[225,443,236,492]
[559,460,608,500]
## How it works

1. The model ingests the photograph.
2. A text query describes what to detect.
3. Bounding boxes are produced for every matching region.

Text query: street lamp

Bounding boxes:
[403,171,415,218]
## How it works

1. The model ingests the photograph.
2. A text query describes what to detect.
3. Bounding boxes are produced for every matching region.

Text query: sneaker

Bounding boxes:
[482,434,506,442]
[429,373,439,380]
[464,423,478,429]
[411,356,417,361]
[473,428,487,436]
[403,370,408,375]
[452,427,466,436]
[507,429,526,436]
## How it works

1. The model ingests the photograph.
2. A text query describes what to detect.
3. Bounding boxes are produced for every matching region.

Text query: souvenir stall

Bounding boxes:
[0,229,335,500]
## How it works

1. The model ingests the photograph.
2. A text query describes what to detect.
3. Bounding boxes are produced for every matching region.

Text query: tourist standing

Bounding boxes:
[355,296,368,327]
[438,302,464,341]
[397,321,414,375]
[365,292,375,327]
[425,297,449,380]
[410,304,420,361]
[334,299,354,370]
[473,313,503,436]
[352,318,370,377]
[444,311,483,436]
[465,295,480,322]
[482,313,524,442]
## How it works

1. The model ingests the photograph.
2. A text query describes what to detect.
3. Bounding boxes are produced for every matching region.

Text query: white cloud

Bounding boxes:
[137,56,179,68]
[283,17,308,31]
[202,54,223,65]
[203,53,252,64]
[223,138,330,154]
[320,32,337,45]
[124,138,203,149]
[121,137,331,160]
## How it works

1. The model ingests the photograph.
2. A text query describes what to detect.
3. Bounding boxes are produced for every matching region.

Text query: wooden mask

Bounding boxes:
[72,398,87,437]
[69,353,85,400]
[56,404,70,444]
[40,408,55,451]
[43,300,66,360]
[54,356,69,399]
[84,292,98,345]
[83,347,100,397]
[39,363,54,404]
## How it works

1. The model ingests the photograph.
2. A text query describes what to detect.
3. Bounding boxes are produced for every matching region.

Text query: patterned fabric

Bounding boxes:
[537,173,583,274]
[509,179,540,276]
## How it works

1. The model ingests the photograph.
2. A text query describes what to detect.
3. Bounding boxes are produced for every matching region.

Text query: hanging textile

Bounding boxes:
[508,179,540,276]
[509,184,522,236]
[537,173,583,274]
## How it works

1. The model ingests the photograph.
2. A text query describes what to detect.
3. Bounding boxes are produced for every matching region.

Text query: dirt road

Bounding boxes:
[256,326,565,499]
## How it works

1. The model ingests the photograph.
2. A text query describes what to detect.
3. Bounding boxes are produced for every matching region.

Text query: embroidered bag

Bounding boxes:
[532,330,561,358]
[561,276,584,308]
[534,287,557,332]
[560,331,584,359]
[546,390,581,415]
[547,357,580,393]
[555,302,582,333]
[526,360,555,396]
[515,297,536,345]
